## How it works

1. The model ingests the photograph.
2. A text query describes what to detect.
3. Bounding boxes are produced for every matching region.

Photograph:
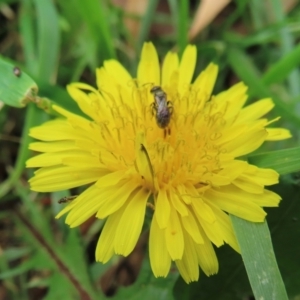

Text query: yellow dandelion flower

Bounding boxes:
[27,43,291,283]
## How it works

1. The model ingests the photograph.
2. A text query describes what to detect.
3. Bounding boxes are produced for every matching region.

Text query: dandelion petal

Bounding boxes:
[165,206,184,260]
[149,214,171,277]
[114,188,149,256]
[96,209,124,263]
[175,232,199,283]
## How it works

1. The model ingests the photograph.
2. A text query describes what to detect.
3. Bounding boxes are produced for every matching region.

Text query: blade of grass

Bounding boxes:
[2,0,61,197]
[13,210,97,300]
[32,0,60,83]
[232,142,294,299]
[137,0,160,53]
[249,147,300,174]
[263,43,300,85]
[231,216,288,300]
[227,47,300,127]
[223,20,291,48]
[14,183,100,300]
[223,0,248,30]
[0,104,38,199]
[178,0,189,56]
[72,0,115,61]
[271,0,300,97]
[19,0,37,74]
[167,0,179,39]
[249,0,265,30]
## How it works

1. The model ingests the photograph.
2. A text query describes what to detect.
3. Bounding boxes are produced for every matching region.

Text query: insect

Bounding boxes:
[150,86,173,129]
[58,195,77,204]
[13,66,21,77]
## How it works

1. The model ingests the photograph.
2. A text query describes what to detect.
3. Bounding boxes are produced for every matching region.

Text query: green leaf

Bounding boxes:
[137,0,160,53]
[270,0,300,96]
[44,272,76,300]
[61,229,100,299]
[114,254,178,300]
[0,59,38,108]
[0,104,42,199]
[173,181,299,300]
[13,184,99,300]
[33,0,60,82]
[173,176,300,299]
[231,216,288,300]
[178,0,189,56]
[249,147,300,175]
[262,43,300,85]
[173,246,251,300]
[0,259,36,280]
[1,247,31,261]
[227,47,300,127]
[71,0,115,61]
[267,179,300,297]
[167,0,179,40]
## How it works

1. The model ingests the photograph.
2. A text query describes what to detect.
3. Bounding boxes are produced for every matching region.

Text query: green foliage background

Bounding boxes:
[0,0,300,299]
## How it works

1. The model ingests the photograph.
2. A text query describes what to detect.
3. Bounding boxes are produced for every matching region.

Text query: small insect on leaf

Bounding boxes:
[0,59,38,107]
[58,195,78,204]
[13,66,22,77]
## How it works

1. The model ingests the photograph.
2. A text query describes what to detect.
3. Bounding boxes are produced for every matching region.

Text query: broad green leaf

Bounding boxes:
[61,229,100,299]
[249,147,300,174]
[0,59,38,108]
[231,216,288,300]
[44,273,77,300]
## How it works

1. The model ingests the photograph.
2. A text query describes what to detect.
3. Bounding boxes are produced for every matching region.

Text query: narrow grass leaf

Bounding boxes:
[167,0,179,37]
[263,40,300,86]
[249,147,300,175]
[231,216,288,300]
[271,0,300,96]
[178,0,189,56]
[137,0,160,53]
[72,0,115,60]
[19,0,38,74]
[32,0,60,83]
[0,105,42,198]
[227,47,300,127]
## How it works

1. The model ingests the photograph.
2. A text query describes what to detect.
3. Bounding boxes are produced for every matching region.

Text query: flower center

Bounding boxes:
[95,84,227,191]
[144,89,226,189]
